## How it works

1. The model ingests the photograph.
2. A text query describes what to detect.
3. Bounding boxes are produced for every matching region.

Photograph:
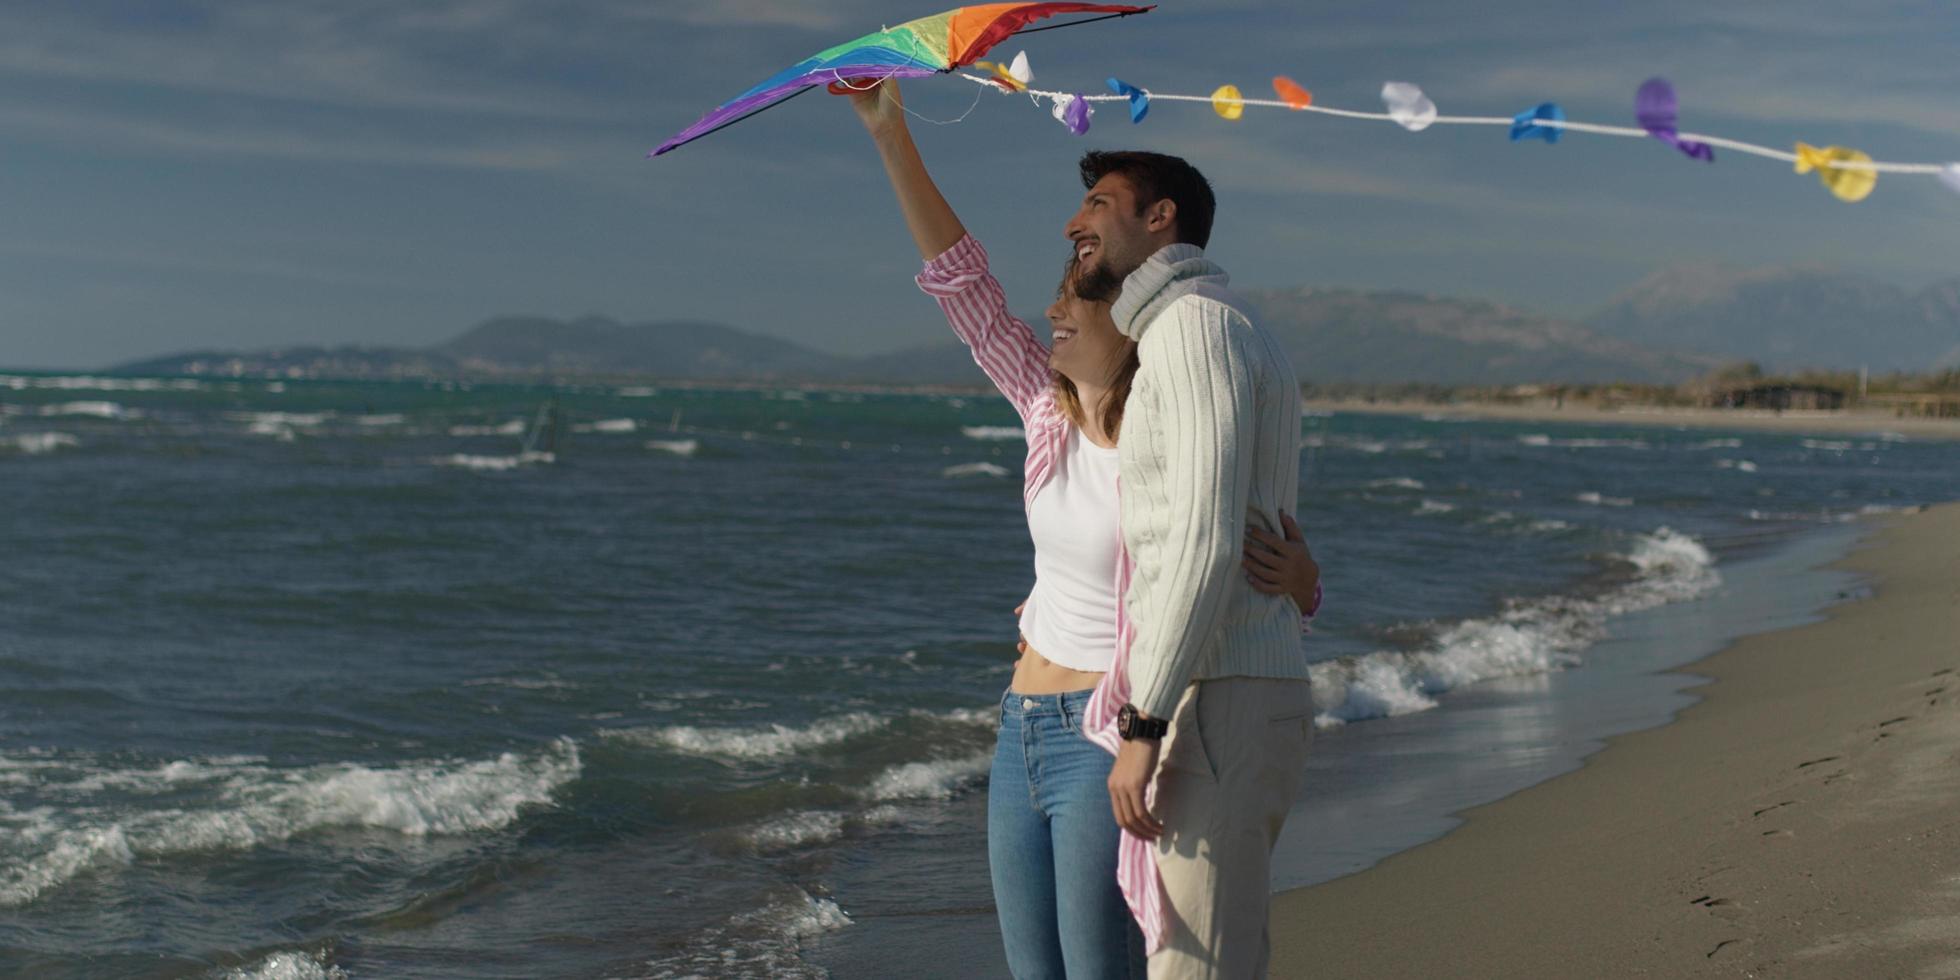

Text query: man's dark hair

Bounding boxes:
[1078,150,1216,249]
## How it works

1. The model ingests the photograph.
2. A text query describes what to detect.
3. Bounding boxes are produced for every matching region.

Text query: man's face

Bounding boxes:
[1063,174,1164,303]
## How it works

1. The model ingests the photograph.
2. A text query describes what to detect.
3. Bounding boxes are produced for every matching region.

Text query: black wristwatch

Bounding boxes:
[1117,703,1168,741]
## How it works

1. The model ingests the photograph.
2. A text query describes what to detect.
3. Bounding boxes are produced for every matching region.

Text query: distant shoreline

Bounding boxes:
[9,365,1958,440]
[1309,397,1960,441]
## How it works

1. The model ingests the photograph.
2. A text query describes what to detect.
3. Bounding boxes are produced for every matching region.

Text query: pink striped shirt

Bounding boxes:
[916,234,1171,952]
[917,235,1325,956]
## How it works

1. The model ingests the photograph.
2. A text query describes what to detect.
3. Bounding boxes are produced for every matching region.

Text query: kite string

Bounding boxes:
[832,68,985,127]
[958,75,1947,176]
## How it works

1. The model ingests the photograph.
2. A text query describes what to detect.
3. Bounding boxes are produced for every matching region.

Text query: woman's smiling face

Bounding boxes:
[1045,257,1131,389]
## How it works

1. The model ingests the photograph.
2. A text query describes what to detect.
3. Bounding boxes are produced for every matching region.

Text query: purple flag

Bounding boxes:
[1635,78,1714,162]
[1063,93,1093,135]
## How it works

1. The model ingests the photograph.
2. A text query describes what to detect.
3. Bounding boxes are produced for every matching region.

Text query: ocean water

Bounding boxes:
[1,371,1953,978]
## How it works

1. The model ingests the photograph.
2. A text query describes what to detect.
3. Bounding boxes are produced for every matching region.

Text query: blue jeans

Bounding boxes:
[988,688,1147,979]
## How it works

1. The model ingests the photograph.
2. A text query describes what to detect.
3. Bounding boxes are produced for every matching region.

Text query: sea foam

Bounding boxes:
[432,451,554,471]
[1576,491,1633,507]
[863,752,991,802]
[577,418,638,434]
[609,712,887,761]
[942,462,1010,479]
[1518,434,1648,450]
[1,374,204,392]
[0,739,580,907]
[39,401,136,420]
[631,887,848,980]
[961,425,1024,441]
[740,810,849,852]
[447,419,525,437]
[221,950,347,980]
[230,411,331,428]
[2,433,78,455]
[1310,528,1719,729]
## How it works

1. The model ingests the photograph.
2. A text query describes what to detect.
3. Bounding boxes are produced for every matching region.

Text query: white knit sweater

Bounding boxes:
[1113,244,1309,719]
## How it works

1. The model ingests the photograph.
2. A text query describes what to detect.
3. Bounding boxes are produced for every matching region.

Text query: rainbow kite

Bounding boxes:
[650,2,1153,156]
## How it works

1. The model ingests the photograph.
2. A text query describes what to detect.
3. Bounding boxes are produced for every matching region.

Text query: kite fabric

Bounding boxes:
[649,2,1153,155]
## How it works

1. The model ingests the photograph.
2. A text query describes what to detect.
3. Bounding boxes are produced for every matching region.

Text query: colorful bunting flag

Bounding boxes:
[1635,78,1714,162]
[1381,82,1437,131]
[1794,142,1878,202]
[1272,76,1313,110]
[1107,77,1150,122]
[1509,102,1565,143]
[975,51,1033,92]
[1052,93,1094,134]
[966,71,1951,198]
[1211,84,1245,120]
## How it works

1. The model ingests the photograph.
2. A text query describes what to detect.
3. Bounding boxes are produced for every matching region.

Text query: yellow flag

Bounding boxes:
[1211,84,1245,120]
[1794,142,1877,203]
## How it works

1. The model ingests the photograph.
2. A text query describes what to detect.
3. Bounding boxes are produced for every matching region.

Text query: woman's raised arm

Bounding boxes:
[848,79,967,261]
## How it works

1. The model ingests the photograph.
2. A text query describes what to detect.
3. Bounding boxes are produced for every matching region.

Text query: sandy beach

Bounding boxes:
[1270,502,1960,978]
[1308,399,1960,442]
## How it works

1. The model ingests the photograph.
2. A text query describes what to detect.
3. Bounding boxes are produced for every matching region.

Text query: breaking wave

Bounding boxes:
[942,461,1010,479]
[0,739,580,907]
[1309,528,1720,728]
[432,451,554,471]
[631,887,850,980]
[961,426,1023,441]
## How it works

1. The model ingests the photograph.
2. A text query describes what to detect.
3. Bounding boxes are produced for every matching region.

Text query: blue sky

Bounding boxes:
[1,0,1955,369]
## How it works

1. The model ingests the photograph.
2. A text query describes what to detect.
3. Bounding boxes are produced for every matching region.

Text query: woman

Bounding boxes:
[849,80,1321,978]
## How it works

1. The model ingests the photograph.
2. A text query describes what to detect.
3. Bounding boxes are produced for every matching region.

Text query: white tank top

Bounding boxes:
[1017,426,1123,672]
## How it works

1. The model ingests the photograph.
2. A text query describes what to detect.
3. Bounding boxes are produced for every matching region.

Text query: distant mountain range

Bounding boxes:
[113,266,1959,385]
[1589,267,1960,372]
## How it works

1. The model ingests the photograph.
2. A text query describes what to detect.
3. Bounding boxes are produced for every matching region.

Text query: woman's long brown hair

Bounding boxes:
[1052,255,1140,442]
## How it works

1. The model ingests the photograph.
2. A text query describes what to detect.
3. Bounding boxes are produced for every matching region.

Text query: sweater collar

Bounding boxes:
[1110,243,1229,342]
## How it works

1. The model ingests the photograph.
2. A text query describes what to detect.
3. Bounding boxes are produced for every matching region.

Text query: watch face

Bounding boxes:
[1117,704,1136,735]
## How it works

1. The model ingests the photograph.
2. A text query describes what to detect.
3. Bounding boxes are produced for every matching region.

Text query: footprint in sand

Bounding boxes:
[1693,896,1750,921]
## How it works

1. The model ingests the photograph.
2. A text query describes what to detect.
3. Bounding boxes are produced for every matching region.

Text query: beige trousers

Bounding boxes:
[1148,677,1314,980]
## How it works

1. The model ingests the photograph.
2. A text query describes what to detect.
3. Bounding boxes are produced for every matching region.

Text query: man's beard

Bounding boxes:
[1073,252,1134,304]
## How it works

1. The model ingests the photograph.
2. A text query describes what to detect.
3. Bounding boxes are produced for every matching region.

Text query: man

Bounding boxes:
[1067,151,1314,979]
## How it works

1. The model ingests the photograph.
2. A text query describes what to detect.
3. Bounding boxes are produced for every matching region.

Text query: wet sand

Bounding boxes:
[1270,502,1960,978]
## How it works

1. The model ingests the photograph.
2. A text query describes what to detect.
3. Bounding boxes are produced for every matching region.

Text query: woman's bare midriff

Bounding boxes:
[1010,637,1104,695]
